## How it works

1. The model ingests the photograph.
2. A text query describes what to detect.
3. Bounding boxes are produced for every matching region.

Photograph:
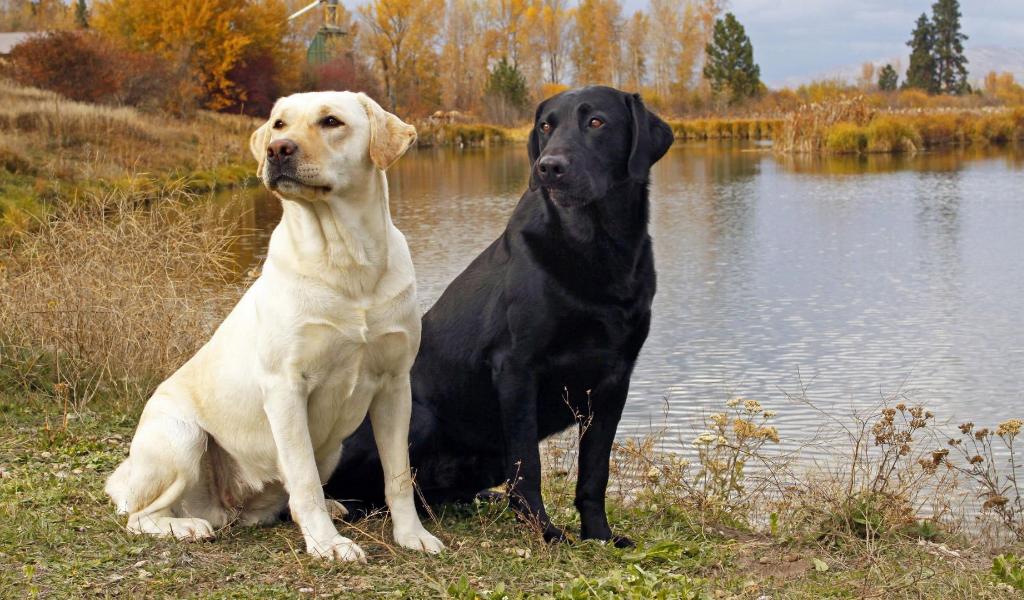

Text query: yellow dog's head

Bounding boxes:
[249,91,416,199]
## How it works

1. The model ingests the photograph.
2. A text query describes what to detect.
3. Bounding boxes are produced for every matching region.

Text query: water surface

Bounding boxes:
[223,142,1024,455]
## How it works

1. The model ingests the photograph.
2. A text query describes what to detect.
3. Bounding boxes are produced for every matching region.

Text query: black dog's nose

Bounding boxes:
[267,139,298,163]
[536,155,568,184]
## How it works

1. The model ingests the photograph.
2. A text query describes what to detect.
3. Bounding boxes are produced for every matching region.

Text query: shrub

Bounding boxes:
[4,31,177,112]
[825,122,867,153]
[866,116,922,153]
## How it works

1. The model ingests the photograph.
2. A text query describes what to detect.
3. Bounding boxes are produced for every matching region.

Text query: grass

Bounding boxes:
[668,118,783,141]
[2,83,1023,598]
[775,95,1024,154]
[1,385,1018,598]
[0,79,257,235]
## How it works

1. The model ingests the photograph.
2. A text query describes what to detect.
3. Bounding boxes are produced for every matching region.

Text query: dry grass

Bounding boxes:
[0,79,257,234]
[776,96,1024,154]
[0,182,245,408]
[668,117,783,141]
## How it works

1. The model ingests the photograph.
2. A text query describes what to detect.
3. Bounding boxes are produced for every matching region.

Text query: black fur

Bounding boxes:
[325,86,674,547]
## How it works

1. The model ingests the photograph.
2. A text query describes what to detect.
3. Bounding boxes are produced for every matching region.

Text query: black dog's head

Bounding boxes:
[527,86,674,207]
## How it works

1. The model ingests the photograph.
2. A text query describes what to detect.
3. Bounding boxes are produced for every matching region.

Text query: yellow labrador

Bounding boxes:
[105,91,444,561]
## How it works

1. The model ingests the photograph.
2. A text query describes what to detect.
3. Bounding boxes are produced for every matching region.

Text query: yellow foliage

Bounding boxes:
[360,0,444,116]
[539,82,569,100]
[93,0,290,111]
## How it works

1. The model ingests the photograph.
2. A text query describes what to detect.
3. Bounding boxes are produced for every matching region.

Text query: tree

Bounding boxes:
[360,0,444,115]
[878,64,899,91]
[931,0,969,94]
[702,12,760,104]
[904,13,938,93]
[94,0,293,111]
[572,0,622,86]
[622,10,648,92]
[647,0,679,100]
[440,0,488,111]
[75,0,89,28]
[535,0,572,85]
[483,56,528,124]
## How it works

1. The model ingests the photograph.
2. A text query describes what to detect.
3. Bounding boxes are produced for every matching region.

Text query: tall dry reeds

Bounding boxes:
[775,95,1024,155]
[0,182,245,408]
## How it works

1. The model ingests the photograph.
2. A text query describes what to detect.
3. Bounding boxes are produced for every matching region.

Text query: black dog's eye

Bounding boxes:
[321,116,344,128]
[272,119,285,129]
[588,117,605,129]
[539,122,552,134]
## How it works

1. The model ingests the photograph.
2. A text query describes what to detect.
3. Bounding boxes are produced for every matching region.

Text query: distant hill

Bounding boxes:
[779,45,1024,89]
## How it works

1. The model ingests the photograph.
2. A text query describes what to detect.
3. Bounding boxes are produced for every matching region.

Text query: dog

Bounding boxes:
[326,86,674,547]
[105,91,444,561]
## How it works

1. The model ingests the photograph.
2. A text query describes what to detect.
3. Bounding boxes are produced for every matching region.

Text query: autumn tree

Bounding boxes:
[360,0,444,116]
[622,11,648,92]
[693,0,726,95]
[702,12,760,104]
[878,64,898,91]
[94,0,293,111]
[904,13,938,93]
[857,62,876,90]
[440,0,488,111]
[647,0,679,101]
[931,0,969,94]
[675,1,702,96]
[572,0,623,87]
[534,0,572,85]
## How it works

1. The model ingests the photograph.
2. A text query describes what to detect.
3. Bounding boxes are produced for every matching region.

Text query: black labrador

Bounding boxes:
[326,86,673,547]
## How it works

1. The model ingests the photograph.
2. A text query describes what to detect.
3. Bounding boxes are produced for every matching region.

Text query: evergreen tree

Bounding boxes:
[904,13,938,93]
[483,57,529,125]
[75,0,89,28]
[878,64,898,91]
[702,12,760,104]
[931,0,969,94]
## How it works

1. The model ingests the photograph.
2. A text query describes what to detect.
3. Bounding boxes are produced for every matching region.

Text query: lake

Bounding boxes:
[223,141,1024,455]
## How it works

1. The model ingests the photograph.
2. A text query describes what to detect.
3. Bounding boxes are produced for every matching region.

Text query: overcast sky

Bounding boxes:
[624,0,1024,85]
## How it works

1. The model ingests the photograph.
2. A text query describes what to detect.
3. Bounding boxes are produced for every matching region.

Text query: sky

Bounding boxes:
[625,0,1024,86]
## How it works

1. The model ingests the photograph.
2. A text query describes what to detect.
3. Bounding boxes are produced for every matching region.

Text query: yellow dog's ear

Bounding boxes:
[249,122,270,175]
[357,93,417,171]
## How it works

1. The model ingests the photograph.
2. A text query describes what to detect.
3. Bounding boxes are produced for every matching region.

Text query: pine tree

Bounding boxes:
[483,56,529,125]
[878,64,898,91]
[931,0,969,94]
[702,12,760,104]
[75,0,89,28]
[904,13,938,93]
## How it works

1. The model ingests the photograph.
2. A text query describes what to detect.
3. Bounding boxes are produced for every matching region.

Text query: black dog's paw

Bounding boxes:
[580,532,635,548]
[542,525,571,544]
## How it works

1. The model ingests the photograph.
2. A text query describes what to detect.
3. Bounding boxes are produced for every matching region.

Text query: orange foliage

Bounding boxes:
[93,0,292,111]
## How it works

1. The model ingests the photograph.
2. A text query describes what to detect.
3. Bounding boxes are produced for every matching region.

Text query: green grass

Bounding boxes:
[1,376,1016,599]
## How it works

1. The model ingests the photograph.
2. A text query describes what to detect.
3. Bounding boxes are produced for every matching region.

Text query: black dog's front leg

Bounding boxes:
[494,364,566,543]
[575,377,634,548]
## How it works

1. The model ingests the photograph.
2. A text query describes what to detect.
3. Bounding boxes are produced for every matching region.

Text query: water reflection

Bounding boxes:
[220,142,1024,455]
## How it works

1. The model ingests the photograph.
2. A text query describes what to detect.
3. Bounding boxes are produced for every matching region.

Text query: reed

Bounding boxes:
[777,97,1024,154]
[668,117,783,141]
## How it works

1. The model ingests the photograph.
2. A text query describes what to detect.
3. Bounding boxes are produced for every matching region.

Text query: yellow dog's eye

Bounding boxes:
[272,119,285,129]
[321,116,344,128]
[539,122,552,134]
[589,118,605,129]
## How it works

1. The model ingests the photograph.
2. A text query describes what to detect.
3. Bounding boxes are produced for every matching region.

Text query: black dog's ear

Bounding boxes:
[627,93,675,181]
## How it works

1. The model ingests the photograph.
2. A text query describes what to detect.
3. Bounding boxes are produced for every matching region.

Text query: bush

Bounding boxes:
[866,117,921,153]
[4,31,177,112]
[825,122,867,153]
